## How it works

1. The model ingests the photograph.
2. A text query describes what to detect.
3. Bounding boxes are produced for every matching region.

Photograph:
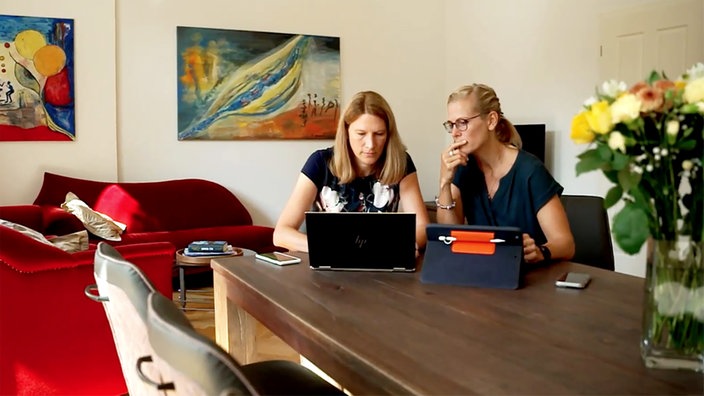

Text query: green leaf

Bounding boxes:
[630,186,651,209]
[596,144,613,161]
[603,170,619,184]
[612,203,650,254]
[677,139,697,151]
[680,103,700,114]
[681,126,693,139]
[604,186,623,209]
[611,151,630,171]
[646,70,662,85]
[577,148,599,160]
[576,149,608,175]
[617,168,641,192]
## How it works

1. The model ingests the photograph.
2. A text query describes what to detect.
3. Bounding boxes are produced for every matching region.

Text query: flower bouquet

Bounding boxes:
[570,63,703,371]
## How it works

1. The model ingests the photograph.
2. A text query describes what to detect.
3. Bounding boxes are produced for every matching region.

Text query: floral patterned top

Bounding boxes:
[301,147,417,212]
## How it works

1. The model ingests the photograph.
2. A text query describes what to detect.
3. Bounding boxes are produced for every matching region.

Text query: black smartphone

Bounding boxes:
[555,272,591,289]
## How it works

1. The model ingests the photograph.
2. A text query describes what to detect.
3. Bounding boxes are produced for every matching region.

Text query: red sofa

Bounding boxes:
[0,204,175,395]
[32,171,277,252]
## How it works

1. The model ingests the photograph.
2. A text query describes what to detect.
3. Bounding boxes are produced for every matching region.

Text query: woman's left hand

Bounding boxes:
[522,233,543,264]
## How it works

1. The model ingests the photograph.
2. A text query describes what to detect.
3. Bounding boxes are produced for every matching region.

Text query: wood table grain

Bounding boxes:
[212,254,703,395]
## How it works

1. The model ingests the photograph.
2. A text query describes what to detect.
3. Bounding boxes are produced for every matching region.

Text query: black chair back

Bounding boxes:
[560,195,615,271]
[145,291,256,395]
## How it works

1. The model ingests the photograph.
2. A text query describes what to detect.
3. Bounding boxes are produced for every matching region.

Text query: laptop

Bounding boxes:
[305,212,417,272]
[420,224,523,289]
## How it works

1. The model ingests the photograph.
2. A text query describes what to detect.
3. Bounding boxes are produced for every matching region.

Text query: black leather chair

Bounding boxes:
[142,291,346,395]
[560,195,615,271]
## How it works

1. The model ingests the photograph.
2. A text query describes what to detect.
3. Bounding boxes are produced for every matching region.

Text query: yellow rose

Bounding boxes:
[684,77,704,103]
[585,101,613,134]
[570,111,594,144]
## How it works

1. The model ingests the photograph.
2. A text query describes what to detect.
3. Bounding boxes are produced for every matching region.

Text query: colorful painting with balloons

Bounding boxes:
[0,15,75,141]
[177,27,340,140]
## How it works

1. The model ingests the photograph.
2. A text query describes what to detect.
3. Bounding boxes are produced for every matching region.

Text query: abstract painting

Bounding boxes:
[177,27,340,140]
[0,14,75,141]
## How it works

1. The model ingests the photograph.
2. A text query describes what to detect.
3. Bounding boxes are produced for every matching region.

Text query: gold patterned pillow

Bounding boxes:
[61,192,126,241]
[47,230,90,253]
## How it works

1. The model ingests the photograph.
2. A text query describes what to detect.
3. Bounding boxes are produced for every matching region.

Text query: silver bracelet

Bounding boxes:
[434,196,456,210]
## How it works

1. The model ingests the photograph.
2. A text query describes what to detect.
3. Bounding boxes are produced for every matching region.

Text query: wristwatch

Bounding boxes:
[539,245,552,262]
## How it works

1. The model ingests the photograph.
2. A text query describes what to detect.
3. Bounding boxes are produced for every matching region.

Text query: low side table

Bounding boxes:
[175,248,255,309]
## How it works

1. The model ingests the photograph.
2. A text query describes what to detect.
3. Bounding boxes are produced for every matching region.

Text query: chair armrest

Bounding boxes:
[0,226,174,298]
[0,205,43,230]
[0,225,78,272]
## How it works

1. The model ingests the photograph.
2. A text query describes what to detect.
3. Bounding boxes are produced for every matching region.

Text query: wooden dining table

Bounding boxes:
[211,253,703,395]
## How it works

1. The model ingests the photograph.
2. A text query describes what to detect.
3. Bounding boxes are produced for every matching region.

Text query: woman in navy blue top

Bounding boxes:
[274,91,429,253]
[435,84,574,264]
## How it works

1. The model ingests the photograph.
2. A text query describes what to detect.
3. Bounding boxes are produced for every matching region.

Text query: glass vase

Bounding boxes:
[641,238,704,372]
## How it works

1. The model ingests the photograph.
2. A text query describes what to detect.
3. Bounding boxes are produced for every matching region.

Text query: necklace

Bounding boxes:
[486,176,500,200]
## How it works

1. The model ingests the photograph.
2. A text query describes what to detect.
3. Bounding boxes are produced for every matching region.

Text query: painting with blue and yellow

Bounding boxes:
[0,14,75,141]
[177,27,341,140]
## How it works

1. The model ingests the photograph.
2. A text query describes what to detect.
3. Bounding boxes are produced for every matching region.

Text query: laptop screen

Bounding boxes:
[305,212,416,272]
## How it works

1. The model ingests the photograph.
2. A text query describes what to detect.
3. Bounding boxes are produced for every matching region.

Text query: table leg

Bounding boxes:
[214,271,257,364]
[179,266,186,309]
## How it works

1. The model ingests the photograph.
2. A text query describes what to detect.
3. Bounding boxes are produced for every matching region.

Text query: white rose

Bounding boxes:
[608,131,626,153]
[583,96,597,107]
[682,160,693,171]
[683,77,704,103]
[599,79,627,98]
[610,94,641,124]
[666,120,679,136]
[684,62,704,80]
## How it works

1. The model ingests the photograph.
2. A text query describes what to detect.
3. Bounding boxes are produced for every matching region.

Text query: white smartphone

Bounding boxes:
[255,252,302,266]
[555,272,591,289]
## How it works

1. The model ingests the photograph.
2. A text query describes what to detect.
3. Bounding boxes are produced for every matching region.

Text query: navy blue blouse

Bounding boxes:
[453,150,562,245]
[302,147,417,213]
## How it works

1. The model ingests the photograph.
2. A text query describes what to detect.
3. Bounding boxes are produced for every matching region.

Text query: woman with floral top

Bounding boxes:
[436,83,574,264]
[274,90,429,253]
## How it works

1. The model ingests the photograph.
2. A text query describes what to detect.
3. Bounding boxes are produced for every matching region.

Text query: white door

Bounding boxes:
[599,0,703,276]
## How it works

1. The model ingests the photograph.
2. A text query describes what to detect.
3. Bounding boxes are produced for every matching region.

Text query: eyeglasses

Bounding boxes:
[442,114,481,133]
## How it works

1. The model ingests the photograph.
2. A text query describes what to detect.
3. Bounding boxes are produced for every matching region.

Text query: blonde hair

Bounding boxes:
[448,83,522,148]
[332,91,408,184]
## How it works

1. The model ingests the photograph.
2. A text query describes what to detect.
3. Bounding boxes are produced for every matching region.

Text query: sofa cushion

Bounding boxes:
[61,192,126,241]
[46,230,90,253]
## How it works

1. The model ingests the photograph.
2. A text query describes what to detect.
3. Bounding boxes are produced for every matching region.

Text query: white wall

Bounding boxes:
[0,0,117,198]
[114,0,445,227]
[0,0,687,276]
